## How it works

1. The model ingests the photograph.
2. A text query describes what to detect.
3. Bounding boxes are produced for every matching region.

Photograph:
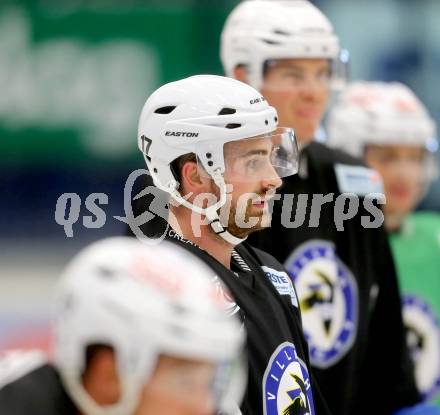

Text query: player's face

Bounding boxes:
[260,59,331,144]
[364,144,425,223]
[136,356,217,415]
[214,138,283,239]
[81,347,122,406]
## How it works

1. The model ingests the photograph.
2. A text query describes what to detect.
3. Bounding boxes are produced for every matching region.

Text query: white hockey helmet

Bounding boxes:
[327,81,438,180]
[53,237,246,415]
[221,0,348,90]
[138,74,298,245]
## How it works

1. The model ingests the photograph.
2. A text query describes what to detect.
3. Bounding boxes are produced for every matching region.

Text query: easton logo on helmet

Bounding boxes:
[165,131,199,138]
[250,96,266,105]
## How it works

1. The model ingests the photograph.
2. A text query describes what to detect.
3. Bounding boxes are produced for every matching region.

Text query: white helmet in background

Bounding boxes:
[327,81,438,180]
[137,74,298,245]
[54,237,246,415]
[221,0,348,90]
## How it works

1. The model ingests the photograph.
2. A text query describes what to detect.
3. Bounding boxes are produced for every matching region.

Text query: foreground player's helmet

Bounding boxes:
[220,0,348,90]
[137,74,298,245]
[54,237,246,415]
[327,81,438,181]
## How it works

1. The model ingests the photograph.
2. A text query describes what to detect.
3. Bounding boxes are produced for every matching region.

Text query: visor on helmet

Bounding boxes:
[197,127,298,183]
[260,50,349,92]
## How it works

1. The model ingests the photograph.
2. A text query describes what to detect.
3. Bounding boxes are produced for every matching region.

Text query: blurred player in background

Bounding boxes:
[220,1,431,414]
[327,81,440,407]
[136,74,332,414]
[0,237,245,415]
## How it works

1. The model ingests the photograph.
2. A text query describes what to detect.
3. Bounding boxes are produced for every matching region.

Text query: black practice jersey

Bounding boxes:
[164,228,331,415]
[0,352,76,415]
[247,141,421,415]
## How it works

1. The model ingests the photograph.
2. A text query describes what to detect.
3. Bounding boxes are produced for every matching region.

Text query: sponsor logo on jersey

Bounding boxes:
[402,294,440,400]
[165,131,199,138]
[285,240,358,368]
[334,164,384,196]
[263,342,315,415]
[262,266,298,308]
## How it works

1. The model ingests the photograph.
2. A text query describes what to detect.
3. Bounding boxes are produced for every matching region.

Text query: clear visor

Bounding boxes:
[261,50,350,92]
[332,49,350,90]
[199,127,298,183]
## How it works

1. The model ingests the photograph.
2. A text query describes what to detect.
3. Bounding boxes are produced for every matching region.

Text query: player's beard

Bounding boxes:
[216,189,274,240]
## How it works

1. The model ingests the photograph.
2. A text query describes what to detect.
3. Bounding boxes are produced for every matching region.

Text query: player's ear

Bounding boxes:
[180,160,208,195]
[233,65,249,84]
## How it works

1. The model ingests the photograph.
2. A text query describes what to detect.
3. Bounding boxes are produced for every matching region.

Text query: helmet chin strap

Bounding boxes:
[167,172,246,247]
[205,205,247,246]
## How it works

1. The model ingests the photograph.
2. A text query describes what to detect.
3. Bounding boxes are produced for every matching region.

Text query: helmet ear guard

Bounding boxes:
[143,154,179,194]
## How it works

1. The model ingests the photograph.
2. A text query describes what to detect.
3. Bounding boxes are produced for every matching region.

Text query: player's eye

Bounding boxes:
[283,72,304,82]
[376,153,396,164]
[407,151,425,163]
[246,157,265,172]
[316,69,331,83]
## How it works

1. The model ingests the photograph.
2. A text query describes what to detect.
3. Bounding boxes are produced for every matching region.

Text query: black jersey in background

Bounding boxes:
[248,141,421,415]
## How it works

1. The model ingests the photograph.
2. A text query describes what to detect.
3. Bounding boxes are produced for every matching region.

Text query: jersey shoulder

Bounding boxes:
[0,351,73,414]
[306,141,365,169]
[401,212,440,245]
[408,211,440,230]
[305,142,383,196]
[0,350,48,389]
[242,243,300,307]
[242,242,285,271]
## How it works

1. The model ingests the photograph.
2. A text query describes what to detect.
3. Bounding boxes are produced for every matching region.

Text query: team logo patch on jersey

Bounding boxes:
[285,240,358,368]
[402,295,440,400]
[262,266,298,308]
[263,342,315,415]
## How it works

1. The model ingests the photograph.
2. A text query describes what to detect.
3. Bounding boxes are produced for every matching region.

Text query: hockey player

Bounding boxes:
[0,237,246,415]
[136,74,331,414]
[221,1,426,414]
[327,81,440,406]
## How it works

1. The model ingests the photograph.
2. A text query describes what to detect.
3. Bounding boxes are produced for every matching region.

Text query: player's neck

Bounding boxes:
[385,211,405,232]
[169,207,234,269]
